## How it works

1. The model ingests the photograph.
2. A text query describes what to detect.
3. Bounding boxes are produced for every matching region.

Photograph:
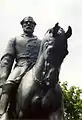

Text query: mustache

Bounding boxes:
[23,24,33,28]
[25,26,33,29]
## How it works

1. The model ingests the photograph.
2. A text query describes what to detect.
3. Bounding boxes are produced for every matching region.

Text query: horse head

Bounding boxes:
[38,23,72,87]
[42,23,72,65]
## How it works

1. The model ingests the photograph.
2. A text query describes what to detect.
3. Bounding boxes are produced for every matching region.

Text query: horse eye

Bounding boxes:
[58,28,64,35]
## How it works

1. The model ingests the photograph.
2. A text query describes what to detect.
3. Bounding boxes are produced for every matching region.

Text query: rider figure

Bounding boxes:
[0,16,41,117]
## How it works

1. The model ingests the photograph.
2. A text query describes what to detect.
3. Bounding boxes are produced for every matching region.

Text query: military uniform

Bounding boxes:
[0,34,41,94]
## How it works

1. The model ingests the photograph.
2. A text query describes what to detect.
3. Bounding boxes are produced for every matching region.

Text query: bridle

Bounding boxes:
[34,24,68,91]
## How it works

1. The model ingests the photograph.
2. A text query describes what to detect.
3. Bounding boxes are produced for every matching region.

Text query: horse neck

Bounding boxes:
[44,59,61,80]
[34,52,61,84]
[34,53,45,80]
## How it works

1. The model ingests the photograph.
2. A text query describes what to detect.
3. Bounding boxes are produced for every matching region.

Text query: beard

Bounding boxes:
[22,24,35,35]
[24,27,34,34]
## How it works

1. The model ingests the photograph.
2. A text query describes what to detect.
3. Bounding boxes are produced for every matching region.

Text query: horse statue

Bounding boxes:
[5,23,72,120]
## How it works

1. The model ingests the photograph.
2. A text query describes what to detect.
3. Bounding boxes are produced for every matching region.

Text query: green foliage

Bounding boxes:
[61,81,82,120]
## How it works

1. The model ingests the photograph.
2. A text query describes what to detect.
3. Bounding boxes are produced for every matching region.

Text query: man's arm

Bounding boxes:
[0,38,16,86]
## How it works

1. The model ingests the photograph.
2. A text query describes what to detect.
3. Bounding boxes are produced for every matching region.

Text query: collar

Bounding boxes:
[21,33,38,39]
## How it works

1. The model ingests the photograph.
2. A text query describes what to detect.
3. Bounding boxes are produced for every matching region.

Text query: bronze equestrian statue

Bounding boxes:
[4,23,72,120]
[0,20,72,119]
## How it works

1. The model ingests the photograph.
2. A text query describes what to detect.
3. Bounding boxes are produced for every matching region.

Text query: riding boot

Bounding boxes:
[0,83,15,119]
[0,93,9,114]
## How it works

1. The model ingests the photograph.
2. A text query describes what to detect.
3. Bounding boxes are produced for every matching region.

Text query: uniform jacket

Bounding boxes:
[0,34,41,82]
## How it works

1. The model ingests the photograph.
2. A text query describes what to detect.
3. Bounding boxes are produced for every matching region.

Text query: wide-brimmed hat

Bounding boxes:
[20,16,36,25]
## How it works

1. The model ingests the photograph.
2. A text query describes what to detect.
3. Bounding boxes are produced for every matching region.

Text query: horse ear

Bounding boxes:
[55,22,59,28]
[52,22,59,36]
[65,26,72,38]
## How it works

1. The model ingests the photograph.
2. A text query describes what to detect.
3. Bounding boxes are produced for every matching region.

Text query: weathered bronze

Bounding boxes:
[0,21,72,120]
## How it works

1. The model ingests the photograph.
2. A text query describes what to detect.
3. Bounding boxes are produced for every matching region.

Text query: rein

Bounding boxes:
[34,66,58,90]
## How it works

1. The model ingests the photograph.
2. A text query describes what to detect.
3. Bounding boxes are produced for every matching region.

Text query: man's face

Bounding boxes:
[22,21,35,34]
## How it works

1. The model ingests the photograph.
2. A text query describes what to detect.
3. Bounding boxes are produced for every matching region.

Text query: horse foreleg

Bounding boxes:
[49,101,64,120]
[49,108,64,120]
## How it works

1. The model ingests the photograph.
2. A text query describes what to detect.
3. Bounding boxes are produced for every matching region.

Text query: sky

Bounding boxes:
[0,0,82,88]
